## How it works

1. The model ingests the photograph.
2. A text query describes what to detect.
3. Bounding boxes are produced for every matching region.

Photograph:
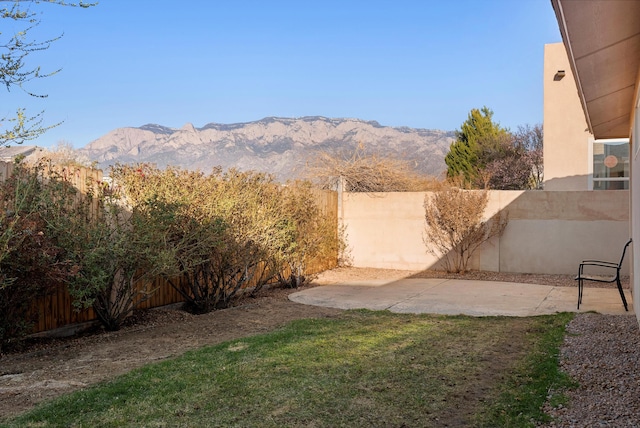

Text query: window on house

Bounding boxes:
[592,138,629,190]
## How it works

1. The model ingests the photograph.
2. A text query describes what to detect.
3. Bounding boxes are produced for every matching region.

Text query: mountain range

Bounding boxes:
[77,116,456,181]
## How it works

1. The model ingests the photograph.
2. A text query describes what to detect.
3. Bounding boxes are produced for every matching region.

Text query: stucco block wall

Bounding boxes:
[343,192,429,268]
[343,190,629,275]
[631,70,640,315]
[543,43,593,191]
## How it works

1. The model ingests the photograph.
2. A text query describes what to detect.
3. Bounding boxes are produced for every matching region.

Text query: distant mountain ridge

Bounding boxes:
[78,116,455,181]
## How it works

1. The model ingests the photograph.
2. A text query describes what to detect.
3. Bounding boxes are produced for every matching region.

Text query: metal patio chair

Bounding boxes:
[576,238,632,311]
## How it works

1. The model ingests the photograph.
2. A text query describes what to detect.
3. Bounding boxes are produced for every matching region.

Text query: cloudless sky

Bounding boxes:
[4,0,562,148]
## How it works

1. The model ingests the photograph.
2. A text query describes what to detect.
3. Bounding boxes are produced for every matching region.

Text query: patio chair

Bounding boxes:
[576,238,632,311]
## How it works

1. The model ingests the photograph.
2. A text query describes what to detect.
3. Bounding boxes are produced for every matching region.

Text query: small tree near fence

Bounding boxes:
[423,187,508,273]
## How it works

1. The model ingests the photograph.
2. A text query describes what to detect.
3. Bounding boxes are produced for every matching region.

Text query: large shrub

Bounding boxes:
[112,165,339,313]
[0,160,339,341]
[0,164,75,350]
[278,180,339,287]
[63,204,159,330]
[423,187,507,273]
[308,144,441,192]
[37,165,161,331]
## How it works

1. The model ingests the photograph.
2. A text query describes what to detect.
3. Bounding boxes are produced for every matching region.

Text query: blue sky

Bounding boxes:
[4,0,562,148]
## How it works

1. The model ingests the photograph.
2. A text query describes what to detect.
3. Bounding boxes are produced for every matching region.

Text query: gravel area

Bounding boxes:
[542,313,640,427]
[409,269,630,289]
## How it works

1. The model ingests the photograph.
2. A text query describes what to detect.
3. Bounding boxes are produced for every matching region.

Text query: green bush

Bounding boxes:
[0,164,75,350]
[111,165,339,312]
[0,161,339,344]
[278,180,338,287]
[26,165,160,331]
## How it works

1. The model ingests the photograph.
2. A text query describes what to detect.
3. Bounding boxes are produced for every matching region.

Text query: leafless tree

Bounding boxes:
[423,187,508,273]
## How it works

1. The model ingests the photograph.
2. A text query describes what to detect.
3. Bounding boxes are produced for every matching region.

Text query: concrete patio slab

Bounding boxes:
[289,278,633,317]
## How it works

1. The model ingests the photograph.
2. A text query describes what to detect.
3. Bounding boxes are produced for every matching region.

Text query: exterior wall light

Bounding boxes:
[554,70,566,80]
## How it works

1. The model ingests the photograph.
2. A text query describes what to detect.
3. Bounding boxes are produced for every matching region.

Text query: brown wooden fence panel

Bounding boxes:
[31,284,95,333]
[311,188,338,217]
[137,275,186,310]
[308,189,339,274]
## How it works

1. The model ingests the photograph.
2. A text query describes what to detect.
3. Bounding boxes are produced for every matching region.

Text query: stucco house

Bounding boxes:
[544,43,630,191]
[550,0,640,318]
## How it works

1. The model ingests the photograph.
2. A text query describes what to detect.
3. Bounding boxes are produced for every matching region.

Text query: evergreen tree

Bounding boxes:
[445,107,510,188]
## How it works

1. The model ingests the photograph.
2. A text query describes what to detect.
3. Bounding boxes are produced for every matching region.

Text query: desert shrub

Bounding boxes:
[423,186,508,273]
[0,164,75,351]
[37,165,161,331]
[212,169,295,297]
[277,180,339,287]
[66,204,159,330]
[109,165,221,314]
[308,144,442,192]
[112,165,340,312]
[111,166,288,313]
[175,169,286,312]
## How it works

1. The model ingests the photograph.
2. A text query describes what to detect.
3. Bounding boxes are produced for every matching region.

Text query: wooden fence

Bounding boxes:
[2,160,339,334]
[31,255,337,334]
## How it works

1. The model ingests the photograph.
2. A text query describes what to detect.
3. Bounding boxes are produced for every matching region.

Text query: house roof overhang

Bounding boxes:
[551,0,640,139]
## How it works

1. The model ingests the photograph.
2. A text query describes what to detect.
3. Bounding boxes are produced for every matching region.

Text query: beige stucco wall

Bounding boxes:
[631,71,640,315]
[543,43,593,190]
[343,190,629,275]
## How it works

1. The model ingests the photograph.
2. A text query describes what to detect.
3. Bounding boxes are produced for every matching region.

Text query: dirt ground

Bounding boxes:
[0,267,584,420]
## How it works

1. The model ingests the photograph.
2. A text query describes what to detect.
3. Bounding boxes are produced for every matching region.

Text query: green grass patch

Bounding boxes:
[3,311,574,428]
[475,312,576,427]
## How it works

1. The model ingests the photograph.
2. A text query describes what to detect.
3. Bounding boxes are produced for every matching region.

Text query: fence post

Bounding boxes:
[337,176,346,264]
